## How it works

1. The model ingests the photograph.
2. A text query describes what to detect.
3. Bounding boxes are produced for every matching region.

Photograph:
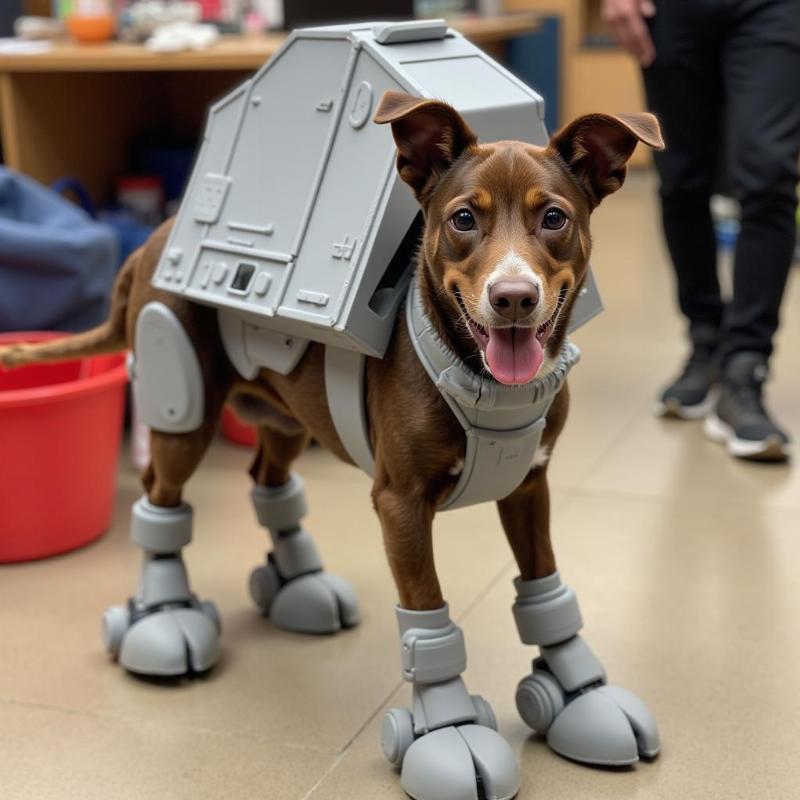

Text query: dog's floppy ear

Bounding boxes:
[548,112,664,207]
[374,90,477,200]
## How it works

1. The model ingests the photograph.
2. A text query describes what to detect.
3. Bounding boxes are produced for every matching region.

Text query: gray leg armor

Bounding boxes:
[381,605,520,800]
[248,474,360,633]
[513,572,660,766]
[102,497,220,676]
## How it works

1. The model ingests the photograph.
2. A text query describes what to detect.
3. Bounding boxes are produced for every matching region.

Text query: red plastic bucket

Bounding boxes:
[221,406,257,447]
[0,332,128,562]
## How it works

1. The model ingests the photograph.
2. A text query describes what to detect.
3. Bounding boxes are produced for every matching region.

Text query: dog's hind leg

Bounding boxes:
[102,412,227,678]
[373,484,520,800]
[102,299,234,678]
[247,423,360,633]
[499,467,661,767]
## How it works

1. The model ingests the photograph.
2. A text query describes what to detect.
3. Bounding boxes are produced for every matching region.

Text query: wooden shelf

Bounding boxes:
[0,34,289,73]
[0,14,540,73]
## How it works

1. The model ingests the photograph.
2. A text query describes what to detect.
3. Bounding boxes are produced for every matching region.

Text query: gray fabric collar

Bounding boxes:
[406,274,580,509]
[406,275,580,423]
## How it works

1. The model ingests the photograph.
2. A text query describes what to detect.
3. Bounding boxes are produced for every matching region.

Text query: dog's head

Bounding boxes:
[375,91,663,385]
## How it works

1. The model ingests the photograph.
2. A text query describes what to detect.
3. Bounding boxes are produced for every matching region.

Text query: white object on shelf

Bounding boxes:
[145,21,219,53]
[0,37,54,54]
[14,17,64,40]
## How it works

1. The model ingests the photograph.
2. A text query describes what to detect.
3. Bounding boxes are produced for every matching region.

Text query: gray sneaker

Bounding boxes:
[655,327,720,420]
[704,351,790,462]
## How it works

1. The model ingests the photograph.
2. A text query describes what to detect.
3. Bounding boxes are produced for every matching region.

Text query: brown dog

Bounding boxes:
[1,92,663,796]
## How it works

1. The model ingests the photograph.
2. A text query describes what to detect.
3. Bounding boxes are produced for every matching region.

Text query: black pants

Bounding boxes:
[643,0,800,360]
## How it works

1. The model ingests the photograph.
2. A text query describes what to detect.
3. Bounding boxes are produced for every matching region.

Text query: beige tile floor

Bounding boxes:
[2,171,799,799]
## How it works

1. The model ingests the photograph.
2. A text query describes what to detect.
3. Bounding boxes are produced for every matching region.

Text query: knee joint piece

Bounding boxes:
[251,473,308,535]
[131,496,192,554]
[512,570,583,647]
[397,605,467,684]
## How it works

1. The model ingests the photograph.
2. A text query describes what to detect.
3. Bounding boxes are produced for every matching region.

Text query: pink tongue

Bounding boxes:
[485,327,543,385]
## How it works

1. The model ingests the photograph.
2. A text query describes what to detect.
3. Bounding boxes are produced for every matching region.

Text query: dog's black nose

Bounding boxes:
[488,280,539,321]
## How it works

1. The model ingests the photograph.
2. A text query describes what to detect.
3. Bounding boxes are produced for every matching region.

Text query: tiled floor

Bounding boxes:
[2,171,799,799]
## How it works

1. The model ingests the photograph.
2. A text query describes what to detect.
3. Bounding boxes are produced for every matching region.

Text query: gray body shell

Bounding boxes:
[151,19,602,364]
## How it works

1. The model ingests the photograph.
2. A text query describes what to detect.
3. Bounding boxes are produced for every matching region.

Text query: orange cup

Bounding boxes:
[66,13,116,44]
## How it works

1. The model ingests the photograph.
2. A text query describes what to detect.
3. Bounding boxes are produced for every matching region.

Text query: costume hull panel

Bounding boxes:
[153,20,601,361]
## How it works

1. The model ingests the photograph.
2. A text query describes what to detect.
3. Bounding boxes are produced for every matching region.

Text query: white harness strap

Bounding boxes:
[324,277,580,509]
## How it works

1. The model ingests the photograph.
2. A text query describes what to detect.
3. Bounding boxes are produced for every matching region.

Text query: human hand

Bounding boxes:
[601,0,657,67]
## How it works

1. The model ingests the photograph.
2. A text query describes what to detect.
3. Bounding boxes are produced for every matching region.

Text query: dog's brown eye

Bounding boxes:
[543,208,567,230]
[451,209,476,232]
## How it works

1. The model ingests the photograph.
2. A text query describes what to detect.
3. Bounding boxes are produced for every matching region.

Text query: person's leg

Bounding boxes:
[704,0,800,461]
[643,2,727,417]
[723,0,800,359]
[644,3,725,334]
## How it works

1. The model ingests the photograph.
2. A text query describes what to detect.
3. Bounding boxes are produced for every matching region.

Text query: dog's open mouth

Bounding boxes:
[455,287,567,386]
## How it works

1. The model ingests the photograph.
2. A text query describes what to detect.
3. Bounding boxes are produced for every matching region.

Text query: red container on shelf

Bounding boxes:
[0,332,128,562]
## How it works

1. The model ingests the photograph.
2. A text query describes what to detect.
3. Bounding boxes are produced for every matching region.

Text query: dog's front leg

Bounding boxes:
[373,480,520,800]
[498,467,661,767]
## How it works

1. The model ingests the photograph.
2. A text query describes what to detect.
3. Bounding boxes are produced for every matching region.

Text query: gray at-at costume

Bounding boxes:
[112,19,657,800]
[137,16,601,509]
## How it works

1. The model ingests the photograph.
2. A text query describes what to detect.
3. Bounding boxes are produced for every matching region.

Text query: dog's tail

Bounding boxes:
[0,252,136,369]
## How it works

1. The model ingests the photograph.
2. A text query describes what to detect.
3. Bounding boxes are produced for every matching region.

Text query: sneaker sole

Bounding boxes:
[703,414,790,462]
[654,389,718,421]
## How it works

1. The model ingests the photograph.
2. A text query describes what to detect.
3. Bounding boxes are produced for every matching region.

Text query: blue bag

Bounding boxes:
[0,168,118,333]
